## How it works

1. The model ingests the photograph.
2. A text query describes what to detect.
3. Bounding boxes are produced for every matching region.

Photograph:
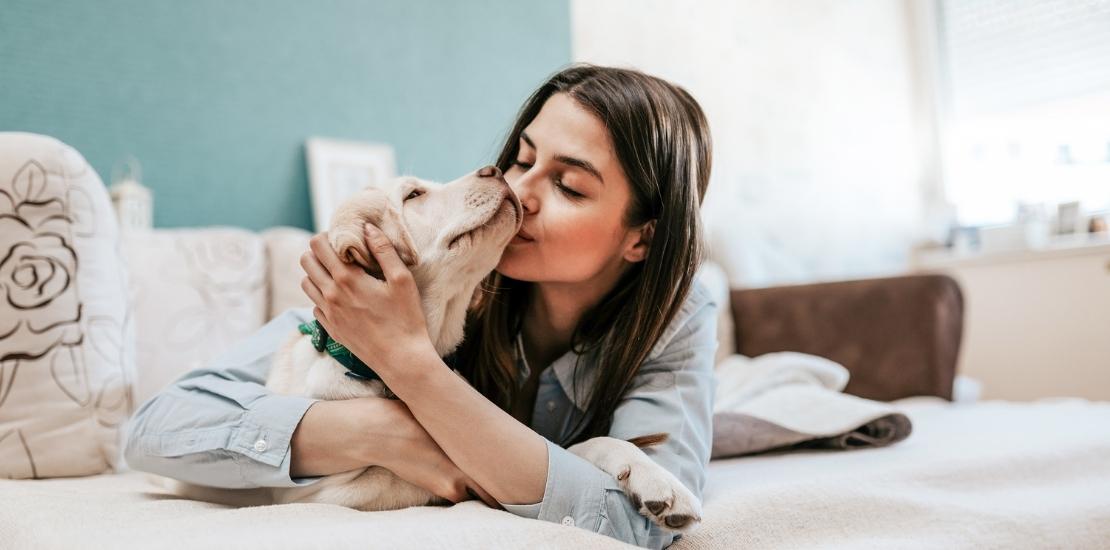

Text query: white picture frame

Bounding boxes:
[1056,201,1081,235]
[305,137,397,233]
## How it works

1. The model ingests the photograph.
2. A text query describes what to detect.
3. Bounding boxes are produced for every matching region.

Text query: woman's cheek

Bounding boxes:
[551,219,613,275]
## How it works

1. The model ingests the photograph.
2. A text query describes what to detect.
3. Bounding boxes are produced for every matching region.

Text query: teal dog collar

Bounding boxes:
[297,320,382,383]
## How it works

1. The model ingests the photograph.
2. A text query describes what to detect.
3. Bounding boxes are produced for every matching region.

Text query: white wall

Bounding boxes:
[572,0,941,287]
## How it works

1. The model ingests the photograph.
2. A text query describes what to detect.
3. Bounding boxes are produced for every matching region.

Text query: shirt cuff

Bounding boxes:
[232,391,324,487]
[498,439,610,529]
[498,439,673,548]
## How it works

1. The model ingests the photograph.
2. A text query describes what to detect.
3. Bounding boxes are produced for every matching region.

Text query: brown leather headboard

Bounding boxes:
[729,274,963,401]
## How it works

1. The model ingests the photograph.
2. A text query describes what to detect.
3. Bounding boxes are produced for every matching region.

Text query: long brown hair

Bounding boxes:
[452,64,712,446]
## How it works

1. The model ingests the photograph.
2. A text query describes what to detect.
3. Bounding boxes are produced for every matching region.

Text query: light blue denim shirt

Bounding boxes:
[124,280,718,550]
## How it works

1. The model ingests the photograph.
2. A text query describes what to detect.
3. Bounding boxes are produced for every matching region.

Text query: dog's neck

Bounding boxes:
[420,279,481,358]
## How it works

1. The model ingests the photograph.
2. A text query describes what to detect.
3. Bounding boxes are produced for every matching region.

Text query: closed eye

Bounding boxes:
[556,180,584,199]
[513,160,584,200]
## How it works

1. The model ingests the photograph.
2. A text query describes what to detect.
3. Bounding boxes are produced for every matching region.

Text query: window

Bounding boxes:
[937,0,1110,226]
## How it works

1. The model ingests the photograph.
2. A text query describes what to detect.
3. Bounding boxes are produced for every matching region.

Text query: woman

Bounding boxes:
[125,64,717,549]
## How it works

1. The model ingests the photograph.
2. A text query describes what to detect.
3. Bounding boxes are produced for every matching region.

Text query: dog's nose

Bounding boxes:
[477,165,502,178]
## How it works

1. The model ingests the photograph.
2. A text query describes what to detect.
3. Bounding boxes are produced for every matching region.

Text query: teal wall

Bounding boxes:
[0,0,570,230]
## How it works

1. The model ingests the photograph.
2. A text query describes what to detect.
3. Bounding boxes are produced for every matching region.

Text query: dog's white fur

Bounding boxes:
[162,167,701,532]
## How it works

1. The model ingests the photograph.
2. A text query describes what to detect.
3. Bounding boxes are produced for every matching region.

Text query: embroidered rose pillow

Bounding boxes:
[0,132,135,478]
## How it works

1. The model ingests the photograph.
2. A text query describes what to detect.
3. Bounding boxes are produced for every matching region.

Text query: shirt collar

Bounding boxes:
[514,331,597,411]
[511,279,714,411]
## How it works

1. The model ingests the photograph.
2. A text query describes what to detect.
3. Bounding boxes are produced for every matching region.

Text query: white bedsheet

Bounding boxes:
[2,397,1108,549]
[677,397,1110,549]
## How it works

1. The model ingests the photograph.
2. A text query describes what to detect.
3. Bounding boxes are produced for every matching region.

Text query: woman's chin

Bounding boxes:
[494,260,518,278]
[494,254,530,281]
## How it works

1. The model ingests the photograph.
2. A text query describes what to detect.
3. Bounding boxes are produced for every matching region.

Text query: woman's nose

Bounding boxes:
[506,171,539,214]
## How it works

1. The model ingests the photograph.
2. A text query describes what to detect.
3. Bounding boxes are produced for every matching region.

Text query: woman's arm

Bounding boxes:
[302,224,715,548]
[383,348,550,505]
[290,397,398,478]
[387,285,717,549]
[293,395,499,506]
[125,307,365,487]
[313,226,716,548]
[299,227,550,505]
[124,304,498,505]
[499,286,719,549]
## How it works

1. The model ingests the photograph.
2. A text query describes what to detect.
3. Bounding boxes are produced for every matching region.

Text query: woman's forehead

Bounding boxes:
[524,94,619,179]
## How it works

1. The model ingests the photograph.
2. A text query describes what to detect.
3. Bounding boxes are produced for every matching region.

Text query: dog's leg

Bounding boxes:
[272,466,440,512]
[155,476,273,507]
[567,436,701,533]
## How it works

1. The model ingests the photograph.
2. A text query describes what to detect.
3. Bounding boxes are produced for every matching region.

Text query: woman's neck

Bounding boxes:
[521,260,629,368]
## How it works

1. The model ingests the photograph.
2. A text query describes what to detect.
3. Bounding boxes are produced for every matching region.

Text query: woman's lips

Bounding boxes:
[511,227,534,244]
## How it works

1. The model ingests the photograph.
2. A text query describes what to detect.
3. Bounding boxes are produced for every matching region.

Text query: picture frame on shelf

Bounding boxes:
[305,137,396,233]
[1056,201,1081,235]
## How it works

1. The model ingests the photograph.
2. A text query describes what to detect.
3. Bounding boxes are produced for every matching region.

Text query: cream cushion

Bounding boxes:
[122,228,269,406]
[122,225,313,407]
[260,226,314,320]
[0,132,135,478]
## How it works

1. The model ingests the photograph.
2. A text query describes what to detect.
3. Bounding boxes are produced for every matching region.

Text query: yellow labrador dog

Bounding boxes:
[164,166,700,532]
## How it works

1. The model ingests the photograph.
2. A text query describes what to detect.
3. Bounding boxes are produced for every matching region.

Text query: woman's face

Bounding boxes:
[497,93,644,284]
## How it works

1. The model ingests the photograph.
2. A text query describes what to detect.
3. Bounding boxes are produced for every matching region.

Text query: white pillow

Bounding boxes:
[122,227,268,407]
[260,226,314,320]
[0,132,135,478]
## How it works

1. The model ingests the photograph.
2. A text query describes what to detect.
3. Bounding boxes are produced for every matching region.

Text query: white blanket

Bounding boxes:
[679,397,1110,549]
[711,352,912,458]
[2,398,1109,549]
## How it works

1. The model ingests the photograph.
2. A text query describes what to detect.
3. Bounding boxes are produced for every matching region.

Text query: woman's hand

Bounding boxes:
[383,400,501,509]
[299,223,436,377]
[291,397,498,508]
[291,396,405,478]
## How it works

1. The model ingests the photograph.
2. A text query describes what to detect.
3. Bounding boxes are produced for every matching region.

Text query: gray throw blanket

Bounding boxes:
[711,352,913,459]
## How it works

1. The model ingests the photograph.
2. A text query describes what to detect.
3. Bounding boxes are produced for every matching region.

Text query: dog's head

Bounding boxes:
[327,165,523,355]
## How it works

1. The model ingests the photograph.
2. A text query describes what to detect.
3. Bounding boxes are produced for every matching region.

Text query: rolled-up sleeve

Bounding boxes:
[123,307,325,489]
[501,291,719,549]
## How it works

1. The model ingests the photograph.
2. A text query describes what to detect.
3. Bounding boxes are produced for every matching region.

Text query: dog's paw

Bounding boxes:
[616,459,702,532]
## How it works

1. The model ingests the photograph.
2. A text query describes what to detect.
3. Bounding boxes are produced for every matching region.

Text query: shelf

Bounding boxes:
[914,236,1110,269]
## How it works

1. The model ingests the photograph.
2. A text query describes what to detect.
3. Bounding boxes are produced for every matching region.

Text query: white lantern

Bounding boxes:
[108,156,152,232]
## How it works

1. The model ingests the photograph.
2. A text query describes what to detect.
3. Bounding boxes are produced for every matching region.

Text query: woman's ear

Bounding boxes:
[622,219,655,263]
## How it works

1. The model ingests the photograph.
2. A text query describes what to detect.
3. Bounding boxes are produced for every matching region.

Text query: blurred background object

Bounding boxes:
[108,156,153,233]
[305,137,396,233]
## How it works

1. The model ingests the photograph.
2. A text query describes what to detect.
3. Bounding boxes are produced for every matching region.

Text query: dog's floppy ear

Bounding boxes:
[327,186,418,279]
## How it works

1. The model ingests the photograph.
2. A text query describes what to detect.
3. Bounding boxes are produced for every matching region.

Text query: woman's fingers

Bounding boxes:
[305,234,332,275]
[313,306,330,329]
[364,223,410,285]
[308,232,346,279]
[301,276,325,306]
[300,247,333,295]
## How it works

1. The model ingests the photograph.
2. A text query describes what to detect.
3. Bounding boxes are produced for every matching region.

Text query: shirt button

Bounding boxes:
[546,400,557,412]
[561,516,575,527]
[253,439,268,452]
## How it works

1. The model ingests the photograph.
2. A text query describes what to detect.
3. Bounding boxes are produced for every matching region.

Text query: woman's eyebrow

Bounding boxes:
[520,131,605,185]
